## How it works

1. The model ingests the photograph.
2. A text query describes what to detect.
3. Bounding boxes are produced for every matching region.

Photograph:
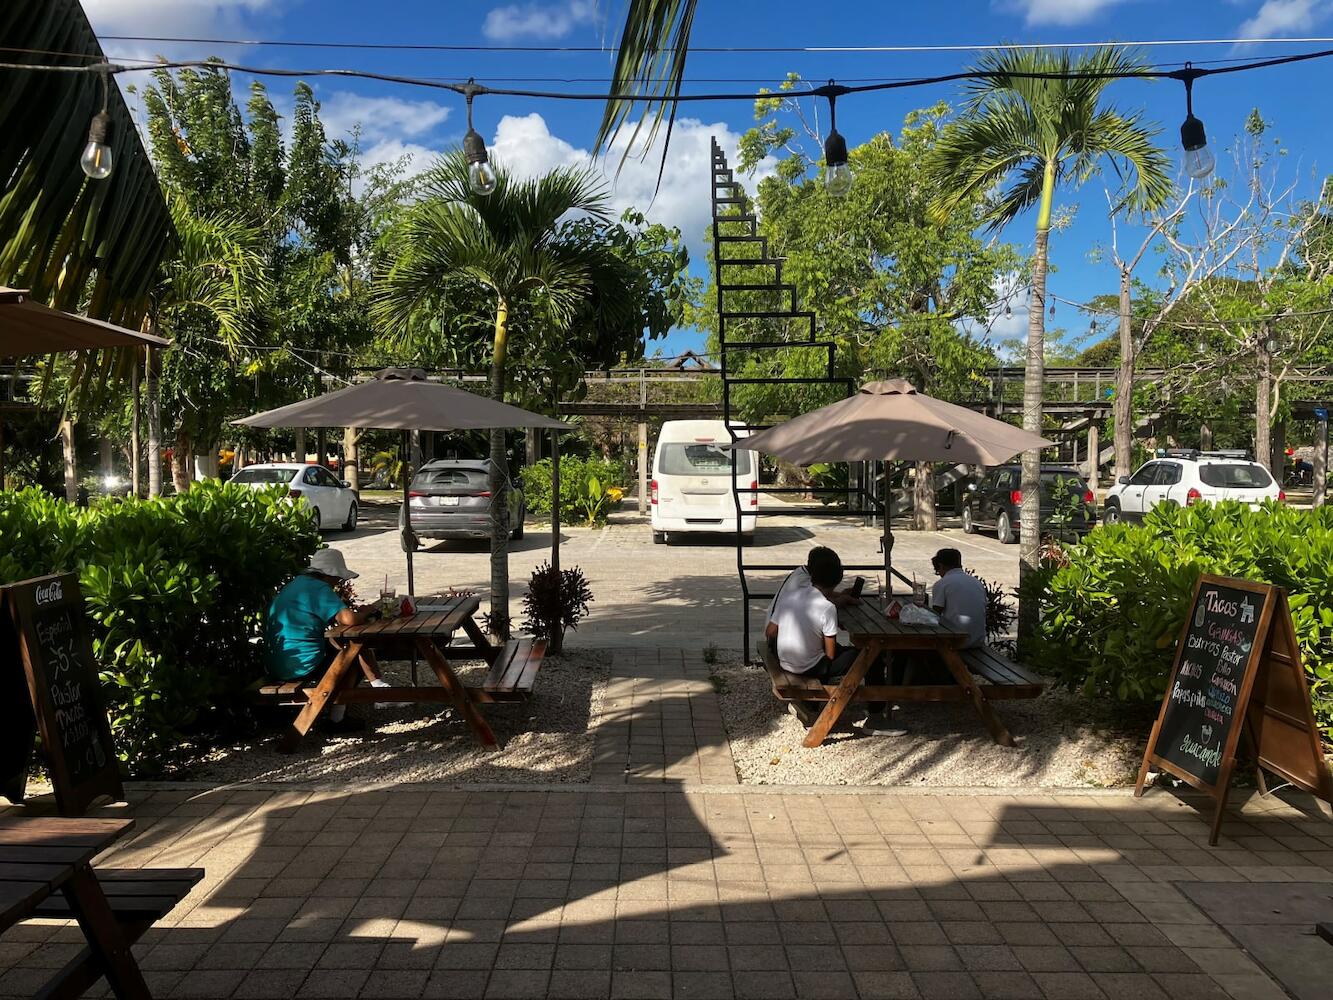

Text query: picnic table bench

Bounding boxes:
[0,815,202,999]
[251,594,546,750]
[758,596,1043,747]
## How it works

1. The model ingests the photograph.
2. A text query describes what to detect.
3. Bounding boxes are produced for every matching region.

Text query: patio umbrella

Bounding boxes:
[0,288,169,357]
[236,368,566,596]
[737,379,1054,587]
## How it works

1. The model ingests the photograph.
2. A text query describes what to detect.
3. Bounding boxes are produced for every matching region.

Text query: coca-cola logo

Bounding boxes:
[34,580,64,606]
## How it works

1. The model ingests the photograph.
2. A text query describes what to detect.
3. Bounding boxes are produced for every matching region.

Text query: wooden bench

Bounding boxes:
[29,867,203,1000]
[250,638,548,706]
[956,645,1044,699]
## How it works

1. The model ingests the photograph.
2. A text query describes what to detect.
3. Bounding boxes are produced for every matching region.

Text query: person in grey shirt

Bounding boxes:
[929,548,988,649]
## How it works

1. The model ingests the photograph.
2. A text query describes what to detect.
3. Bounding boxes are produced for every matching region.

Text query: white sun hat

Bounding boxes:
[306,548,358,581]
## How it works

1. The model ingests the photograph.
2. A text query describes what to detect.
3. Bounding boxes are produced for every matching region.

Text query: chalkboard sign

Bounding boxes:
[1,573,122,816]
[1136,574,1332,844]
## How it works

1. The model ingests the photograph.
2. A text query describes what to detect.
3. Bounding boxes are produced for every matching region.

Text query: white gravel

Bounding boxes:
[179,648,610,785]
[711,657,1151,788]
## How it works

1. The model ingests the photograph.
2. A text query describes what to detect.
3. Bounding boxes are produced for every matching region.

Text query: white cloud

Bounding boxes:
[318,93,451,145]
[83,0,277,37]
[482,0,599,41]
[1000,0,1130,26]
[1238,0,1331,36]
[488,112,777,251]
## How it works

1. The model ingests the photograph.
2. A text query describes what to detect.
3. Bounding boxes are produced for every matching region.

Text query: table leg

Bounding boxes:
[460,616,499,664]
[937,645,1015,747]
[58,868,150,1000]
[802,642,878,748]
[279,641,363,752]
[418,637,497,747]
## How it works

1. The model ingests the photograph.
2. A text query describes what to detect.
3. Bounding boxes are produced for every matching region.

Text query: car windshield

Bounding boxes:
[413,467,489,489]
[1199,463,1273,489]
[231,468,293,485]
[659,443,752,477]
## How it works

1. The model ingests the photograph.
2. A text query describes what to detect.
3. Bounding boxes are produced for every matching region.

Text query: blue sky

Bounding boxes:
[83,0,1333,359]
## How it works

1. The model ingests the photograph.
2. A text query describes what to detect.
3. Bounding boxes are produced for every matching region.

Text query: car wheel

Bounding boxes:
[1102,502,1121,525]
[653,531,665,545]
[996,510,1015,544]
[962,505,976,534]
[342,501,358,531]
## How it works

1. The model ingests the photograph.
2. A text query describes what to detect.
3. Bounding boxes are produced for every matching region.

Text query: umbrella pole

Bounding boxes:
[403,430,415,598]
[883,461,894,594]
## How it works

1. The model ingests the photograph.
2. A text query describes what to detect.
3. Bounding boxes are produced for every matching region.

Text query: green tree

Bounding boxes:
[374,153,619,631]
[926,48,1172,641]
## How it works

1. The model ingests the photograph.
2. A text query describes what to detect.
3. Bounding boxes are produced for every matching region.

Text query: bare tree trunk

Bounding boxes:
[315,428,327,468]
[146,345,163,497]
[171,429,192,493]
[1315,415,1328,508]
[1086,421,1100,499]
[913,461,936,530]
[1018,221,1051,649]
[1113,266,1135,480]
[1256,326,1273,471]
[343,427,360,491]
[294,428,306,464]
[60,418,77,503]
[488,300,512,638]
[549,427,562,654]
[131,350,141,496]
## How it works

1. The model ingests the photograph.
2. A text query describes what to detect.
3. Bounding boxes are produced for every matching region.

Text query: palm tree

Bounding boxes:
[374,153,612,633]
[925,48,1172,644]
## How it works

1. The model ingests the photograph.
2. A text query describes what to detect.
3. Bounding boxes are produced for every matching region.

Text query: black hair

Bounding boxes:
[806,546,844,589]
[932,547,963,571]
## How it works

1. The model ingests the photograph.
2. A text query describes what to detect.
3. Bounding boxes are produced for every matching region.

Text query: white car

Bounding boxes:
[1102,450,1283,524]
[230,463,359,531]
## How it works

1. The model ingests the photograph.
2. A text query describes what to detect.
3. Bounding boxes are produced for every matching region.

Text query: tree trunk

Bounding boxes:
[637,421,648,515]
[146,345,163,497]
[294,428,306,464]
[315,428,327,468]
[488,299,512,638]
[549,426,562,654]
[1271,420,1286,479]
[913,461,937,530]
[1018,175,1054,651]
[1086,420,1100,498]
[60,418,77,503]
[131,349,141,497]
[1315,414,1328,508]
[1256,327,1273,472]
[171,429,192,493]
[343,427,360,491]
[1112,266,1135,480]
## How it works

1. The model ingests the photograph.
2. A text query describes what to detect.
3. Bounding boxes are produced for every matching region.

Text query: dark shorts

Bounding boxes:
[803,645,889,713]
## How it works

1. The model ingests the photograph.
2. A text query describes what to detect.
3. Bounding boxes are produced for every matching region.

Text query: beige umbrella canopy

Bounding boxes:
[739,379,1054,586]
[0,287,170,357]
[237,368,567,596]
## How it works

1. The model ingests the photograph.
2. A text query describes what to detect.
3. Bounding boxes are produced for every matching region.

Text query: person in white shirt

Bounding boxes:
[929,548,988,649]
[764,546,902,736]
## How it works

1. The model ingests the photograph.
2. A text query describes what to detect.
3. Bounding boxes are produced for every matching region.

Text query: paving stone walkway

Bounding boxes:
[3,783,1329,999]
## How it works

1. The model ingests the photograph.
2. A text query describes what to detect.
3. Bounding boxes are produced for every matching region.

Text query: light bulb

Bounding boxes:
[825,162,853,198]
[1180,113,1215,180]
[81,110,113,180]
[468,159,497,196]
[823,128,852,198]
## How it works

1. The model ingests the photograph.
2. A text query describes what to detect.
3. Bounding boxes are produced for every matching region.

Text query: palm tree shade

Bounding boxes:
[374,152,614,633]
[926,47,1172,645]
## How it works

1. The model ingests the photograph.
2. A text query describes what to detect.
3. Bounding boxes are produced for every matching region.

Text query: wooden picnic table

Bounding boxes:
[281,593,498,750]
[0,815,150,999]
[799,598,1019,748]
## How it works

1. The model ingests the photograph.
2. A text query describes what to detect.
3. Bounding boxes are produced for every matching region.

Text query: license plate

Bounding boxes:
[442,496,459,507]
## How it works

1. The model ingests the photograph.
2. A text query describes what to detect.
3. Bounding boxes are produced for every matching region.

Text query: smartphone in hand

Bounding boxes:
[850,576,865,597]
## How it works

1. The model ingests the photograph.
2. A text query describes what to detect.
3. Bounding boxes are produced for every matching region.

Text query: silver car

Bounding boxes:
[401,459,525,541]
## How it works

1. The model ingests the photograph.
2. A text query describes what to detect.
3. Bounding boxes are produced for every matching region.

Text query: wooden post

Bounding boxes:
[130,350,141,497]
[637,421,648,515]
[1086,419,1100,497]
[1315,412,1328,508]
[60,418,77,503]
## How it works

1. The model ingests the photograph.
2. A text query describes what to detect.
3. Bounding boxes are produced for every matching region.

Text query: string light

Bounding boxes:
[1178,64,1215,179]
[461,79,496,196]
[821,81,852,198]
[80,65,113,180]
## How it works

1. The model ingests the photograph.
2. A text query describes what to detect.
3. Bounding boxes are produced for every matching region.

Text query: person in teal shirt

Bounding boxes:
[264,549,394,724]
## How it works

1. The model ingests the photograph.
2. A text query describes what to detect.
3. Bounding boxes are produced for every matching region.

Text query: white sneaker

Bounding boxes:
[856,712,907,737]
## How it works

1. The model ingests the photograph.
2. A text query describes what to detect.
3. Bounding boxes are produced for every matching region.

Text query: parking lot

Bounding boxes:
[327,499,1022,650]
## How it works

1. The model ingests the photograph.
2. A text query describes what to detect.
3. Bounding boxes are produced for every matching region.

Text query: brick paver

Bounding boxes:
[4,784,1326,999]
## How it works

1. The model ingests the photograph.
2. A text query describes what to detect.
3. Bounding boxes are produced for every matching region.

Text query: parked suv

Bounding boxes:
[962,465,1095,543]
[1102,450,1283,524]
[401,459,525,541]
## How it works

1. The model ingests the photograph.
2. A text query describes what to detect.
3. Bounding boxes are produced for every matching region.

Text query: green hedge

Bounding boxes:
[0,483,319,772]
[1028,501,1333,743]
[520,456,624,525]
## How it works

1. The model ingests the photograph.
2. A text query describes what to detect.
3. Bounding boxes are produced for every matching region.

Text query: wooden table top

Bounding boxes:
[0,816,134,927]
[838,598,966,645]
[326,592,479,641]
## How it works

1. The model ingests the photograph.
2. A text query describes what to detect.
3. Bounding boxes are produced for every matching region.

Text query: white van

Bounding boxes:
[651,420,759,544]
